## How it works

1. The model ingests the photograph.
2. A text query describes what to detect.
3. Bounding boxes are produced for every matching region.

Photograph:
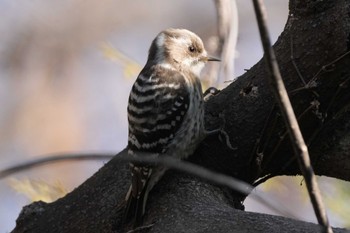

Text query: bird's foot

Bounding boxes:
[203,87,221,102]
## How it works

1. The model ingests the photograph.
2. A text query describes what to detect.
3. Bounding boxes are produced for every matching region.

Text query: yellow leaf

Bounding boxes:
[100,42,142,79]
[8,178,68,203]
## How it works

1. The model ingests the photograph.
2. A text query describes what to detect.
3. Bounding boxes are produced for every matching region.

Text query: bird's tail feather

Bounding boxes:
[122,184,148,228]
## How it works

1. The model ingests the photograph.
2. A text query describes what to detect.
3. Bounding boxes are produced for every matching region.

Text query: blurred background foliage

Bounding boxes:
[0,0,349,231]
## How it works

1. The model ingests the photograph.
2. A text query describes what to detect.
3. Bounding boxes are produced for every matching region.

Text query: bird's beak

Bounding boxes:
[199,55,220,62]
[207,56,221,62]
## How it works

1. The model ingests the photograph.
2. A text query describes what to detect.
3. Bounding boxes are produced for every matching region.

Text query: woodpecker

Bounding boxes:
[124,28,220,227]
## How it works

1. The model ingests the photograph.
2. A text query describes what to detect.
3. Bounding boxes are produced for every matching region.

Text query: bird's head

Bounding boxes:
[147,28,220,76]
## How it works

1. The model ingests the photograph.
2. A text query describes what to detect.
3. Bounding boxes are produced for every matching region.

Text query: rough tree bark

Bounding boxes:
[12,0,350,232]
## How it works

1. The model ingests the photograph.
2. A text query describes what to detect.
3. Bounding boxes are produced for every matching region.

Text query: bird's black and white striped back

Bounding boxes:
[128,65,190,155]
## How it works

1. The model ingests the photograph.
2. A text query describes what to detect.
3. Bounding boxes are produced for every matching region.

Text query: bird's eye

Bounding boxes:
[188,46,195,53]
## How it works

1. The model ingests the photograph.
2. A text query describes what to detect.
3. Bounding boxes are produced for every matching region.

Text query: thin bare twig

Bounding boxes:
[289,50,350,94]
[0,153,115,179]
[309,50,350,85]
[290,36,307,86]
[252,1,332,232]
[130,155,295,218]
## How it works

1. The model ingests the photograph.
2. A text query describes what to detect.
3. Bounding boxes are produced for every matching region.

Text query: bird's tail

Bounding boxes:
[122,184,148,228]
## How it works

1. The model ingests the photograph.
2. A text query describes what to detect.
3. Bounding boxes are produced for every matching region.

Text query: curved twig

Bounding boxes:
[0,153,115,179]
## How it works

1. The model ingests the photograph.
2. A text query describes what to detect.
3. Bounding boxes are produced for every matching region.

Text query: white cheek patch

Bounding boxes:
[191,62,205,77]
[182,57,193,67]
[183,53,206,77]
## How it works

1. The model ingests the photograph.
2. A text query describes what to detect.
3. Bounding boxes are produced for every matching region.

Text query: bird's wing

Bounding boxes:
[127,66,190,154]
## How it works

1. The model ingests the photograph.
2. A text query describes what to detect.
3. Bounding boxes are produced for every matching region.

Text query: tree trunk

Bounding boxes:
[12,0,350,232]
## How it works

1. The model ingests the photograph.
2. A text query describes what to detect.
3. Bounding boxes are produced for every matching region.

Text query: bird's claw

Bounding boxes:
[203,87,221,101]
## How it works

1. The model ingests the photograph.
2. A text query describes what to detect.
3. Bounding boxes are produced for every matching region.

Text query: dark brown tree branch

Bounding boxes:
[0,151,296,218]
[200,0,350,183]
[10,151,348,233]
